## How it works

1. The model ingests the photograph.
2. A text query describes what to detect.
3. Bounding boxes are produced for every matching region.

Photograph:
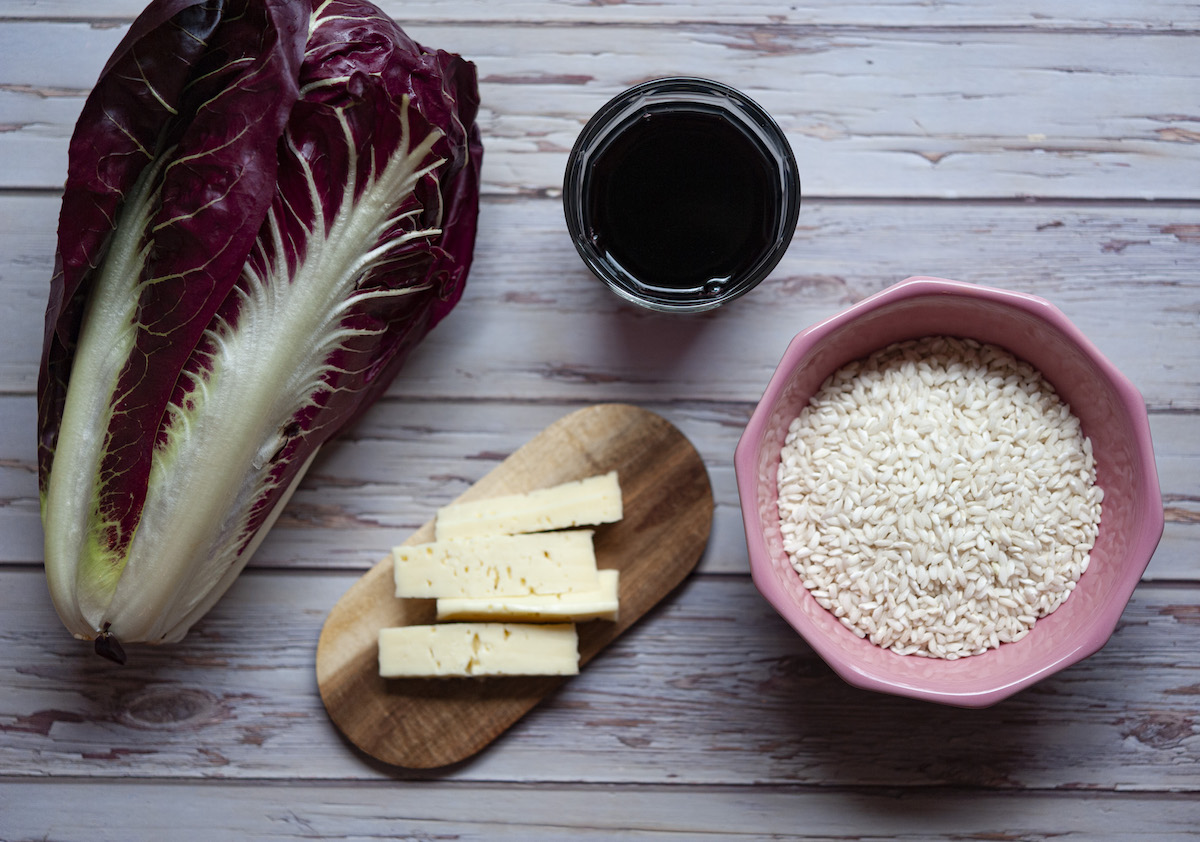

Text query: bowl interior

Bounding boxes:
[743,286,1163,704]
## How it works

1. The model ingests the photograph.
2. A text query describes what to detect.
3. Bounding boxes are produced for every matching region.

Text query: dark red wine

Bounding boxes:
[584,107,781,298]
[564,78,799,311]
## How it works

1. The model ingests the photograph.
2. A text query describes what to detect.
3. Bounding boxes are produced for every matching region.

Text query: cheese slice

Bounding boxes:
[436,568,620,623]
[378,623,579,677]
[434,471,622,540]
[393,530,599,598]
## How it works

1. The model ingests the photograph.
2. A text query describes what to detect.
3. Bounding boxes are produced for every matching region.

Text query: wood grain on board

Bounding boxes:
[3,570,1199,788]
[5,196,1198,407]
[5,782,1200,842]
[316,403,714,768]
[3,25,1198,201]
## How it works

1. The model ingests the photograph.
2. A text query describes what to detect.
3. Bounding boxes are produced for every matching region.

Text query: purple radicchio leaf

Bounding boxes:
[40,0,309,641]
[38,0,481,649]
[209,0,483,559]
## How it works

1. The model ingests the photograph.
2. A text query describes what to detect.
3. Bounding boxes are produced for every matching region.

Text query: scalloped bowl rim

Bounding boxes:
[734,276,1164,707]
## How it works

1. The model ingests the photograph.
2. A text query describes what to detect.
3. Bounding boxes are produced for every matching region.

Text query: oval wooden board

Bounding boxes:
[315,403,714,769]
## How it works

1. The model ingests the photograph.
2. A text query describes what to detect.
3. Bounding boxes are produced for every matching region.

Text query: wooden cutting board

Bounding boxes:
[315,403,714,768]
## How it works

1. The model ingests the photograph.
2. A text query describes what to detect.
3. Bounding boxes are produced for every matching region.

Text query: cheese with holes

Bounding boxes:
[393,530,599,598]
[378,623,579,677]
[434,471,623,540]
[436,568,620,622]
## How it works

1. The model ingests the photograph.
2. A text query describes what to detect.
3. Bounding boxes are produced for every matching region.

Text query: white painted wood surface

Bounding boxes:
[1,1,1198,839]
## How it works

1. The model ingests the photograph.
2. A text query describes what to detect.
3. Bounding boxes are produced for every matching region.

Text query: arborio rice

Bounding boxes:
[776,336,1103,659]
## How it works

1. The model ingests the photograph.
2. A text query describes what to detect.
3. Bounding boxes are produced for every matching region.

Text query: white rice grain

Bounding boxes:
[776,336,1102,659]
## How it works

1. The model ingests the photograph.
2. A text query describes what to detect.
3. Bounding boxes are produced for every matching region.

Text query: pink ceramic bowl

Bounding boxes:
[734,277,1164,707]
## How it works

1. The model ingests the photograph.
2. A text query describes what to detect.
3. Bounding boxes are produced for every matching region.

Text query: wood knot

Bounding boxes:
[1121,711,1196,750]
[120,688,223,730]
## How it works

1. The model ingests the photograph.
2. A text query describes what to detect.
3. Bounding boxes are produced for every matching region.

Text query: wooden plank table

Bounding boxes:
[2,1,1198,838]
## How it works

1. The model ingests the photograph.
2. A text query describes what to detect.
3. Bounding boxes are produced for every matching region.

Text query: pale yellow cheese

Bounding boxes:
[393,530,599,598]
[378,623,579,677]
[436,569,620,623]
[434,471,623,540]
